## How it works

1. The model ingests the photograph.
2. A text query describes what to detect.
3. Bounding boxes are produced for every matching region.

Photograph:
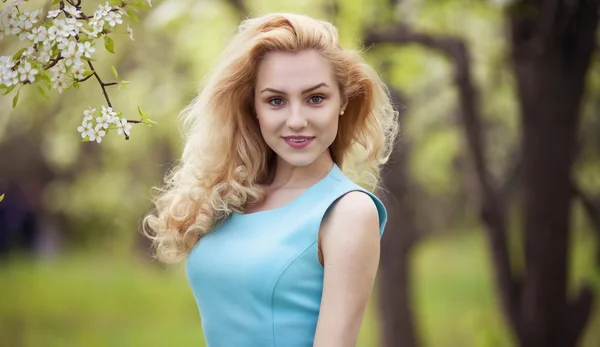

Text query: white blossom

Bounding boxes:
[77,41,95,58]
[86,16,104,37]
[1,57,15,70]
[53,19,73,42]
[49,59,66,76]
[2,0,149,142]
[98,2,112,17]
[4,0,24,6]
[24,10,40,26]
[45,25,59,44]
[20,46,36,60]
[17,61,38,83]
[104,11,123,27]
[65,17,83,36]
[28,26,48,44]
[83,107,96,123]
[5,18,20,36]
[58,39,83,67]
[77,121,93,139]
[127,25,134,41]
[1,57,17,86]
[101,105,118,122]
[0,57,15,86]
[64,5,82,18]
[47,10,62,19]
[96,115,110,129]
[51,72,67,93]
[6,70,19,86]
[116,118,132,136]
[13,11,39,41]
[73,65,86,80]
[38,47,52,64]
[88,124,107,143]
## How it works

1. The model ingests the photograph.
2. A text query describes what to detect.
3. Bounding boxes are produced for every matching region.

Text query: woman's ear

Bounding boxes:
[340,99,348,114]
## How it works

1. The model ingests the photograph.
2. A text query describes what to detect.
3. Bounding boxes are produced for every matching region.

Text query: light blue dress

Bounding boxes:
[185,162,387,347]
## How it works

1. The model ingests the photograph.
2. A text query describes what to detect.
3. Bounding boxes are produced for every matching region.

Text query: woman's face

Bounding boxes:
[254,50,344,168]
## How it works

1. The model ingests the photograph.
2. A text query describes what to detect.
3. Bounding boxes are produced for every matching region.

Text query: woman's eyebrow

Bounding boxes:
[260,82,330,95]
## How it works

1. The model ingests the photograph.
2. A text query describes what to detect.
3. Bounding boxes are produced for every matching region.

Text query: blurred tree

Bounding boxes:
[366,0,600,346]
[377,81,422,347]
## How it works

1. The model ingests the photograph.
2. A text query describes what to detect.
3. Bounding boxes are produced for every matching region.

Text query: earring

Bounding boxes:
[340,110,345,115]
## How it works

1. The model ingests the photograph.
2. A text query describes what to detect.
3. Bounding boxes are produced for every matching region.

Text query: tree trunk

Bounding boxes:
[377,87,421,347]
[510,1,599,346]
[378,191,420,347]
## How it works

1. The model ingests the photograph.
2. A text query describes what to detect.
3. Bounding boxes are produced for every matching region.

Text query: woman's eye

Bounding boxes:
[309,95,325,104]
[268,98,285,106]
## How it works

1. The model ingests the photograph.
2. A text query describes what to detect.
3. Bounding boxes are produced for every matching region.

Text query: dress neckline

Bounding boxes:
[231,162,338,218]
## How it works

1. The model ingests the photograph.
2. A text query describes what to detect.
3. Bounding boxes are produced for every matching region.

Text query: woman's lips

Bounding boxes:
[282,136,315,148]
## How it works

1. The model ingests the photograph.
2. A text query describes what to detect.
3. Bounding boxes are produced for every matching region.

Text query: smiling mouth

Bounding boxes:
[282,136,315,142]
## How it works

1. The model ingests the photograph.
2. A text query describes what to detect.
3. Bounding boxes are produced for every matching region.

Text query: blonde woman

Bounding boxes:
[143,12,399,347]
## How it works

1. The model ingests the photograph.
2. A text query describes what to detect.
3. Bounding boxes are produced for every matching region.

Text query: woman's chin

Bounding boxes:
[273,151,319,168]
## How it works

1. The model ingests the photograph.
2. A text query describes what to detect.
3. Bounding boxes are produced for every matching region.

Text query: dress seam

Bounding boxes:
[270,240,319,347]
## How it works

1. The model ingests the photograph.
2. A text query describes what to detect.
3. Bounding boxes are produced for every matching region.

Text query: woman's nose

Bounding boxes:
[286,104,307,130]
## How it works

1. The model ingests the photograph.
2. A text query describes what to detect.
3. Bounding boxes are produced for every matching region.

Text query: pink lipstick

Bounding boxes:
[283,136,314,148]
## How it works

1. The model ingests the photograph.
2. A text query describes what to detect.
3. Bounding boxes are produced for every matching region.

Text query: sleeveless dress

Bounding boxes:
[185,162,388,347]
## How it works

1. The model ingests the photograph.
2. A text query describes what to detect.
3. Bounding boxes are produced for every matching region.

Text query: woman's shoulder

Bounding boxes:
[324,167,388,236]
[330,191,379,226]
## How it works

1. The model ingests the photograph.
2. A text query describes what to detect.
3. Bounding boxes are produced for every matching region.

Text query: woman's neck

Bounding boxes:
[269,152,334,189]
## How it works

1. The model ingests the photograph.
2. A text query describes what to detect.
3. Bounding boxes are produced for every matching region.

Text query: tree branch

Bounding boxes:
[86,60,112,108]
[365,25,523,338]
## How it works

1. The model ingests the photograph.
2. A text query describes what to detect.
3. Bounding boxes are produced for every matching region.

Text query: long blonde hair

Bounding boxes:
[142,13,399,263]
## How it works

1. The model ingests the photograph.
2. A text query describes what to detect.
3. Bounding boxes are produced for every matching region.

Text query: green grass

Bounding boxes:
[1,231,598,347]
[413,232,515,347]
[0,255,205,347]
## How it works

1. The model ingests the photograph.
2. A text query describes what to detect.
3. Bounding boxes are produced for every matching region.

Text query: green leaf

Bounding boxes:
[12,48,26,61]
[37,86,50,100]
[142,118,157,126]
[137,106,151,121]
[126,9,140,22]
[52,0,61,4]
[12,90,19,108]
[3,84,16,95]
[0,194,4,203]
[83,70,94,78]
[131,1,152,10]
[104,36,115,54]
[72,81,80,90]
[117,80,130,91]
[118,80,130,90]
[111,65,119,79]
[39,73,51,90]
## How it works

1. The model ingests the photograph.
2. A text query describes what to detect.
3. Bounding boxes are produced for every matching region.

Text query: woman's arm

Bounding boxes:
[313,191,381,347]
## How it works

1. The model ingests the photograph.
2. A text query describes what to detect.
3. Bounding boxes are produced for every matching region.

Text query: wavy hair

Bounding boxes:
[142,13,399,263]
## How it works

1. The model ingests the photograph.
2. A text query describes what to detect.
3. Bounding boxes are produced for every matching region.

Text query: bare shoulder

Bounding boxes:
[313,190,382,346]
[319,190,380,255]
[328,190,379,227]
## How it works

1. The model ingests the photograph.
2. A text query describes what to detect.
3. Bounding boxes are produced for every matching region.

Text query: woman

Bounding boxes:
[143,13,398,347]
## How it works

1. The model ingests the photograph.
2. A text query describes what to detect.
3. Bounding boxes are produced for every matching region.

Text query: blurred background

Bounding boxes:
[1,0,599,346]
